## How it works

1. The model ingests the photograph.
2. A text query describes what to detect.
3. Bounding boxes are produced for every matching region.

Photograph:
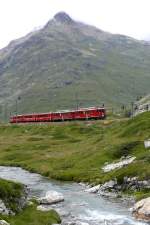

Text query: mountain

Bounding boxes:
[0,12,150,118]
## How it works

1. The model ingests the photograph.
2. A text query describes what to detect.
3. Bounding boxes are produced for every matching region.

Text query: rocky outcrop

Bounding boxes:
[84,180,119,198]
[102,156,136,172]
[15,186,28,212]
[84,178,150,198]
[0,185,28,215]
[123,177,150,191]
[54,12,74,24]
[99,180,117,191]
[98,180,119,198]
[0,200,10,215]
[38,191,64,205]
[132,197,150,221]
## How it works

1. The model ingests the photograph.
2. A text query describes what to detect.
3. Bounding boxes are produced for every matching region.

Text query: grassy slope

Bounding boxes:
[0,112,149,198]
[2,205,61,225]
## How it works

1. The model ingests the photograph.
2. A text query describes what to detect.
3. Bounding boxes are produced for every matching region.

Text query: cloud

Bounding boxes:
[0,0,150,48]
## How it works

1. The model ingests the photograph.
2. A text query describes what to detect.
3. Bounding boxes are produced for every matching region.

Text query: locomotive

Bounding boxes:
[10,106,106,123]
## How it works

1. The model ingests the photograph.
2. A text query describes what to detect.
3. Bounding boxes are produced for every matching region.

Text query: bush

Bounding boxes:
[111,141,140,158]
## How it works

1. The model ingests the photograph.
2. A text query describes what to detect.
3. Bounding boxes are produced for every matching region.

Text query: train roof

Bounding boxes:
[11,106,105,117]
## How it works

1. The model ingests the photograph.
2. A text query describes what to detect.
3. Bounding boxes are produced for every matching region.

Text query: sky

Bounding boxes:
[0,0,150,49]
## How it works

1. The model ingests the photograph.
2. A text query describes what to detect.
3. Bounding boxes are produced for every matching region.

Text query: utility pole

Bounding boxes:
[4,103,7,123]
[16,99,18,117]
[75,92,79,110]
[131,101,134,118]
[16,96,21,117]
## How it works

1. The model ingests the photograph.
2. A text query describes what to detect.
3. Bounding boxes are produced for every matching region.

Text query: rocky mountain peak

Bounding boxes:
[54,12,73,24]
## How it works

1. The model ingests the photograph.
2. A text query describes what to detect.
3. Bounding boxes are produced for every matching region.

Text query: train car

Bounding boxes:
[10,107,106,123]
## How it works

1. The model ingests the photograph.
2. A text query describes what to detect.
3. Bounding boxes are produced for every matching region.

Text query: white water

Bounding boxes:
[0,166,148,225]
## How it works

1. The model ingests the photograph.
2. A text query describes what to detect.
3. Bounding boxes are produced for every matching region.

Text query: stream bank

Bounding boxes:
[0,166,148,225]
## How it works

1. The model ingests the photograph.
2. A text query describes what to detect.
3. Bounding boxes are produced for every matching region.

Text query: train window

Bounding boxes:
[24,115,32,118]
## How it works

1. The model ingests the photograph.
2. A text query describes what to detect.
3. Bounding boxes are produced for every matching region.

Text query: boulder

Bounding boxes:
[98,190,119,198]
[0,220,10,225]
[85,184,100,193]
[102,156,136,172]
[99,180,117,192]
[97,180,118,198]
[144,139,150,148]
[62,221,89,225]
[37,205,52,212]
[27,201,34,206]
[132,197,150,221]
[38,191,64,205]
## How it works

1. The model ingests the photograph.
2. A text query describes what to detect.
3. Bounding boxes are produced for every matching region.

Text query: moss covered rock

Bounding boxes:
[0,179,28,214]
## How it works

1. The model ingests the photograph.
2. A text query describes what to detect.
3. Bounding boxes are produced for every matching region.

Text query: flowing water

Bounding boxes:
[0,166,148,225]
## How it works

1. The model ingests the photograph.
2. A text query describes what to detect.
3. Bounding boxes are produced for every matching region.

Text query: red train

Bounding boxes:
[10,107,106,123]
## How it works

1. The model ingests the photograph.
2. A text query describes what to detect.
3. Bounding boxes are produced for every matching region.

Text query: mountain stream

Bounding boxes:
[0,166,148,225]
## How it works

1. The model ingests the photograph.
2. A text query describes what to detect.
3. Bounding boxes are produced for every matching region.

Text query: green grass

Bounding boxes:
[1,204,61,225]
[0,179,24,213]
[0,112,149,198]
